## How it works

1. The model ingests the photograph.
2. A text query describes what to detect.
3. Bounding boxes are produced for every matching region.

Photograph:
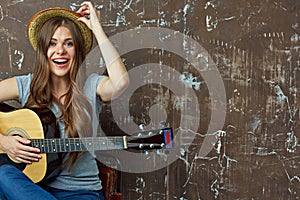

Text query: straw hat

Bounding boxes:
[27,7,93,53]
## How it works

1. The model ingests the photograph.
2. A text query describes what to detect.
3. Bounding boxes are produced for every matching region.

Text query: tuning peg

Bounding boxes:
[159,121,166,127]
[139,124,146,130]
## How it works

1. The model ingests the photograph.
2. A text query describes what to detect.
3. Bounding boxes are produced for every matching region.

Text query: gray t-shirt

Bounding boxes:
[15,73,105,191]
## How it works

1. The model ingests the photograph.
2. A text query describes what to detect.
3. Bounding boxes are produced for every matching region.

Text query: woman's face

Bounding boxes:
[47,26,75,79]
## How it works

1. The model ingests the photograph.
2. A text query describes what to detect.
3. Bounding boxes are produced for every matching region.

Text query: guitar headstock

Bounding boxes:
[126,127,173,150]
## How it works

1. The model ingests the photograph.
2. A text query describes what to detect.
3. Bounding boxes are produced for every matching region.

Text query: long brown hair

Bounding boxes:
[26,17,93,170]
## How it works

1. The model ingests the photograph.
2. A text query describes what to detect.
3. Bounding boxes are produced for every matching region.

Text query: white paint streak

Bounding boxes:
[0,6,3,21]
[179,72,202,90]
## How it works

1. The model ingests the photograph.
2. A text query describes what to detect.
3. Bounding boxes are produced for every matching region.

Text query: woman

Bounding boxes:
[0,1,129,200]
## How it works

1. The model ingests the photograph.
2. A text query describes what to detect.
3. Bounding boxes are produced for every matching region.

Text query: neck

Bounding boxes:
[50,79,70,104]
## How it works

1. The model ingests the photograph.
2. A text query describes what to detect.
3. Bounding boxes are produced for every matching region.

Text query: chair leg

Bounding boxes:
[98,164,122,200]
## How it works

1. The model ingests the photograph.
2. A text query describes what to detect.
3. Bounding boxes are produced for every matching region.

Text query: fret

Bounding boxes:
[85,138,93,151]
[69,139,73,151]
[65,138,70,152]
[75,138,84,151]
[58,138,61,152]
[45,139,49,153]
[89,138,93,151]
[70,138,76,152]
[52,139,57,153]
[74,138,80,151]
[105,137,110,150]
[62,138,66,152]
[74,139,79,151]
[69,138,74,151]
[47,139,51,152]
[80,138,88,151]
[31,140,39,152]
[47,139,52,153]
[40,139,45,153]
[103,138,110,150]
[100,137,107,150]
[99,138,106,150]
[92,138,95,151]
[93,137,100,151]
[98,137,108,151]
[55,139,60,152]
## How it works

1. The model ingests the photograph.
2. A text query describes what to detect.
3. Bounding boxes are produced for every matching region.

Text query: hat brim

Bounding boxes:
[28,8,93,53]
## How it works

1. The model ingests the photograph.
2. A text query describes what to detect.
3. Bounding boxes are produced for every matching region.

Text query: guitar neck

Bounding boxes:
[31,137,127,153]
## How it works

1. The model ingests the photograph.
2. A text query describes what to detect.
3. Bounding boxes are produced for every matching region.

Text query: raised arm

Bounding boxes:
[77,1,129,102]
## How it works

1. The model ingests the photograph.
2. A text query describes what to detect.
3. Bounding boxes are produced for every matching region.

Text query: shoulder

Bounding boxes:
[84,73,106,93]
[15,73,33,83]
[15,73,33,106]
[85,73,106,85]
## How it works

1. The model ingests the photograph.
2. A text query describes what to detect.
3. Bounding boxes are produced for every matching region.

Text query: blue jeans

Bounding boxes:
[0,165,104,200]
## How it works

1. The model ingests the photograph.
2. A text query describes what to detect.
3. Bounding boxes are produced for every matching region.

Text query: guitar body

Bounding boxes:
[0,103,62,183]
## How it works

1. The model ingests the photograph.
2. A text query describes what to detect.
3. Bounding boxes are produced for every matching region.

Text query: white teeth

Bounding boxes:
[53,59,68,64]
[54,59,67,62]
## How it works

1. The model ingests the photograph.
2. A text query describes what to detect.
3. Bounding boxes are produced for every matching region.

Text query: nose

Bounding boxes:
[56,44,66,55]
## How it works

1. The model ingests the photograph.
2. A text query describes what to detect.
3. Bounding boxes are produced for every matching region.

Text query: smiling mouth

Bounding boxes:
[53,59,69,65]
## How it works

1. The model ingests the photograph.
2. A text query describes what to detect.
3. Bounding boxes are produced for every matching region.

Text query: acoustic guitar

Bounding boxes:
[0,103,173,183]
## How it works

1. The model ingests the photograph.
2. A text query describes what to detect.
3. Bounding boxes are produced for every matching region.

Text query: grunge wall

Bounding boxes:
[0,0,299,199]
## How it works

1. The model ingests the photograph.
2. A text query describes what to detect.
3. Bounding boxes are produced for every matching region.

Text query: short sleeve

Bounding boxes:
[84,73,106,113]
[15,73,32,106]
[84,73,106,136]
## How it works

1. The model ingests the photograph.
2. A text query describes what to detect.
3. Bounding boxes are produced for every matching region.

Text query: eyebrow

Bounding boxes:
[50,38,73,42]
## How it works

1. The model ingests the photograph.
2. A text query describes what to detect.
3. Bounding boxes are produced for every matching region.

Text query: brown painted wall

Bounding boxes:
[0,0,299,199]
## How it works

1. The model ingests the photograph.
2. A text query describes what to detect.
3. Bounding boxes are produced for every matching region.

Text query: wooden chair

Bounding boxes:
[97,158,122,200]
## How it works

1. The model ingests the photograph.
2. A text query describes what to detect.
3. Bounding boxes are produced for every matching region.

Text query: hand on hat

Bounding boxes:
[76,1,102,31]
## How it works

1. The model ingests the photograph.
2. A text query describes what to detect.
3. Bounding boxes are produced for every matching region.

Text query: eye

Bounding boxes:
[49,41,56,47]
[65,41,74,47]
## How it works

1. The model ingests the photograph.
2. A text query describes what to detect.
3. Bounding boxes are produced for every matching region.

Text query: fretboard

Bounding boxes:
[30,137,127,153]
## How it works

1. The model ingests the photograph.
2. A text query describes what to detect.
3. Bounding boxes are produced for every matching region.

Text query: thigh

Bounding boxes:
[49,188,104,200]
[0,165,56,200]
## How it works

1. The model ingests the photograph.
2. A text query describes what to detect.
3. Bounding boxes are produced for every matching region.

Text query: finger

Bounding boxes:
[18,150,41,161]
[96,10,101,21]
[21,144,41,153]
[79,1,92,12]
[15,156,32,164]
[76,7,84,14]
[77,17,89,27]
[81,1,93,8]
[15,138,40,153]
[16,155,38,164]
[77,7,90,15]
[15,136,31,145]
[82,2,97,16]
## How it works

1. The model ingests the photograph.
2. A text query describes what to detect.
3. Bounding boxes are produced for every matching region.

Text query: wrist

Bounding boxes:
[0,134,4,150]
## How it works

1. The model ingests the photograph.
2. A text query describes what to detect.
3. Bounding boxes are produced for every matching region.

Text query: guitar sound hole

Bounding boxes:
[12,133,23,137]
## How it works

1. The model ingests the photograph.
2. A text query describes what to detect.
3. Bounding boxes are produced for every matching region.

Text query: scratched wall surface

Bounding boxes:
[1,0,300,199]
